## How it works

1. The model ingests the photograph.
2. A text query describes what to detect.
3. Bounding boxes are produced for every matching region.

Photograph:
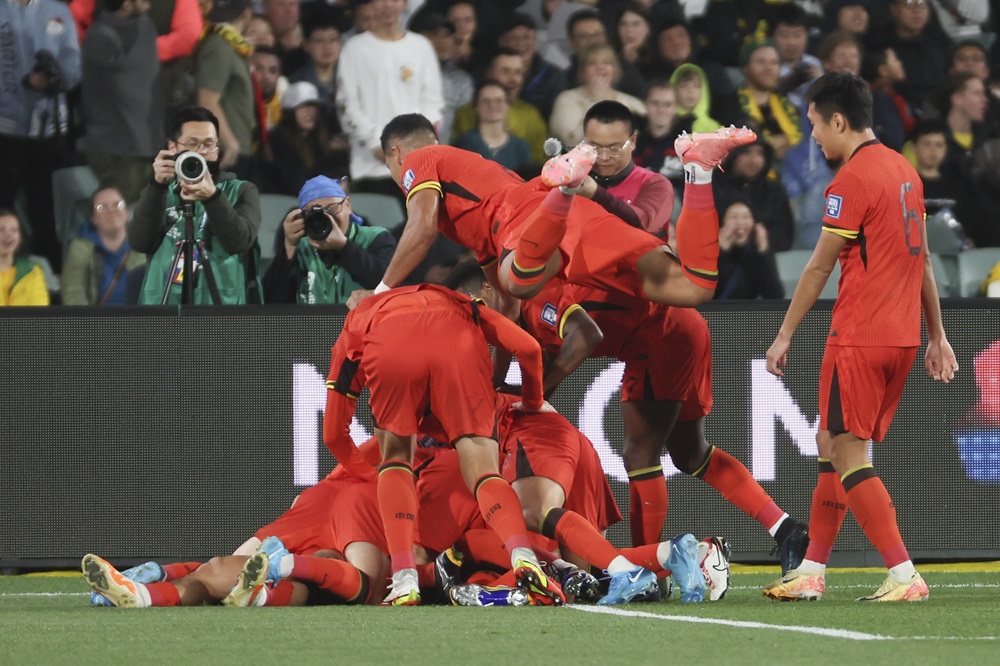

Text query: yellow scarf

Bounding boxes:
[738,88,802,147]
[203,22,253,58]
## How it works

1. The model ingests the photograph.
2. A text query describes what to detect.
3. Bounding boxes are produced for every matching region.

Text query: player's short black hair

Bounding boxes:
[584,100,636,133]
[445,259,487,296]
[168,106,220,141]
[804,72,872,131]
[380,114,439,155]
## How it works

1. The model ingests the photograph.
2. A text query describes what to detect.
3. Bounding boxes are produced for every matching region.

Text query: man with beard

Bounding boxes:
[128,106,262,304]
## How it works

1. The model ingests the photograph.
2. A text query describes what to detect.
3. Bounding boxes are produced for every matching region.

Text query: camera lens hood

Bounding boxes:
[175,151,208,184]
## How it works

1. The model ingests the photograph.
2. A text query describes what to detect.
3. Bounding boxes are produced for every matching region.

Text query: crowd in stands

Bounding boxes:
[3,0,1000,306]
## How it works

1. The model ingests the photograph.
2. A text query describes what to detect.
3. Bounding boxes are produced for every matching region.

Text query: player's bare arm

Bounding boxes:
[346,190,440,308]
[478,306,546,412]
[766,231,845,377]
[920,251,959,383]
[382,189,441,288]
[543,309,603,397]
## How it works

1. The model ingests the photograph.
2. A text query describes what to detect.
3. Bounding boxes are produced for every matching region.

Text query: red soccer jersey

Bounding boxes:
[399,144,546,261]
[518,277,666,359]
[821,141,925,347]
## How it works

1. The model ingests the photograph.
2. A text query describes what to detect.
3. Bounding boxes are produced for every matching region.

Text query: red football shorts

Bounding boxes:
[819,344,918,442]
[620,306,713,421]
[414,449,484,554]
[331,476,387,554]
[364,311,495,442]
[564,434,623,532]
[499,411,580,499]
[254,475,345,554]
[494,191,662,300]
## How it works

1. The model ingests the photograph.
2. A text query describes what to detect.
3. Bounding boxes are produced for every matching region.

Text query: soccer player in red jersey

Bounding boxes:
[347,113,755,314]
[763,72,958,603]
[450,261,808,579]
[323,283,564,606]
[81,440,390,608]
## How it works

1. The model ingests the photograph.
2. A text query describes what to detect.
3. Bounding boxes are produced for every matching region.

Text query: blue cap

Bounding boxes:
[298,175,363,225]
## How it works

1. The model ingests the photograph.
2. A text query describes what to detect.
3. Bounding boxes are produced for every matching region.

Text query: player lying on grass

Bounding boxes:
[82,439,391,608]
[349,115,756,319]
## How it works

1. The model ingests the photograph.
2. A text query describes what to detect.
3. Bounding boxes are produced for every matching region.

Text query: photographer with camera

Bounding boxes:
[262,175,396,305]
[129,106,262,305]
[0,0,81,274]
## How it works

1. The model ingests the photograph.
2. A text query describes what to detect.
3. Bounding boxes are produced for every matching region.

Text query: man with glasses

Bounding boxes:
[262,175,396,304]
[128,106,262,305]
[572,100,674,237]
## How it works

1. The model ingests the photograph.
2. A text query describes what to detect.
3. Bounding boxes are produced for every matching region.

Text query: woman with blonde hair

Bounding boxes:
[549,43,647,146]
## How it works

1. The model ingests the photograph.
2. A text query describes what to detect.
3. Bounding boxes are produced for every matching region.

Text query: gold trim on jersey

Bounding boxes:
[558,304,583,339]
[405,180,443,203]
[325,380,359,400]
[822,225,859,240]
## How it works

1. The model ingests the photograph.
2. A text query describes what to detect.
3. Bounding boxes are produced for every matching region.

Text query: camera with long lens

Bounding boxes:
[301,204,334,241]
[174,151,208,184]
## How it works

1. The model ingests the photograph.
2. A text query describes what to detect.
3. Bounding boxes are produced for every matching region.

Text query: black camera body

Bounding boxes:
[174,151,208,184]
[301,204,334,241]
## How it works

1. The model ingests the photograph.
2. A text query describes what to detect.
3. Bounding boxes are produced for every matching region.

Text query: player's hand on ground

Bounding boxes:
[347,289,374,310]
[766,335,790,377]
[925,338,958,383]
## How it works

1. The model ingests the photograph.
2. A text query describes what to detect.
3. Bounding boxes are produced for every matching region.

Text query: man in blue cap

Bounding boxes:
[262,175,396,304]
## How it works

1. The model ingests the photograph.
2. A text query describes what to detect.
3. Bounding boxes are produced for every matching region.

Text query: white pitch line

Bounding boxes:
[569,605,890,641]
[569,605,1000,642]
[1,592,89,597]
[729,583,1000,590]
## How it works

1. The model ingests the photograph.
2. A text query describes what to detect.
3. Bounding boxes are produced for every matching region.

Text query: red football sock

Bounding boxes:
[842,465,910,569]
[378,460,418,572]
[540,507,620,570]
[460,528,510,570]
[618,544,663,572]
[492,570,518,588]
[417,561,436,589]
[466,571,502,586]
[145,582,180,607]
[628,470,667,546]
[290,555,368,604]
[262,580,295,606]
[474,474,532,557]
[161,562,201,581]
[509,190,570,288]
[674,205,719,290]
[803,459,849,564]
[696,447,784,528]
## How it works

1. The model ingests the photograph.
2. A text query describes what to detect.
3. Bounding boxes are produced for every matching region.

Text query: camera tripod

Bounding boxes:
[160,200,222,304]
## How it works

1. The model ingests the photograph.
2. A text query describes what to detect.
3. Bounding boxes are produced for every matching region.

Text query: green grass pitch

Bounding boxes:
[2,564,997,665]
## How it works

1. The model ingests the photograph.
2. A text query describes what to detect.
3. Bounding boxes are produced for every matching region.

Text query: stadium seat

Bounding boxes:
[957,248,1000,297]
[258,194,298,261]
[349,192,405,229]
[774,249,840,300]
[929,253,957,298]
[51,165,99,253]
[925,208,967,256]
